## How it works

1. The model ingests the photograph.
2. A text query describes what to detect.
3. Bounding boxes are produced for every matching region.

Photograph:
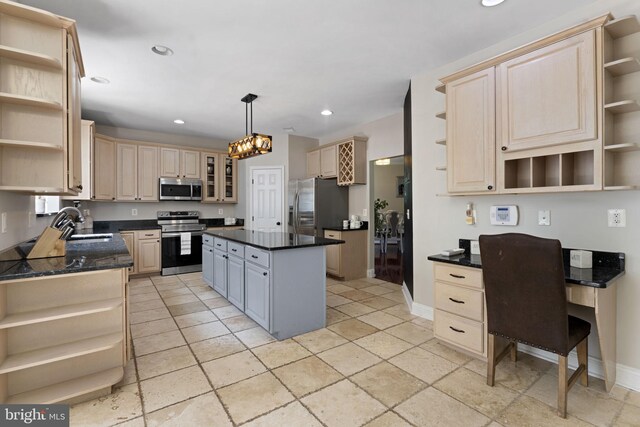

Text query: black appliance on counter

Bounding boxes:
[158,211,206,275]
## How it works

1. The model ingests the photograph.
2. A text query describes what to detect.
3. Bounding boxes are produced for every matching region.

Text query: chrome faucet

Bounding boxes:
[58,206,85,223]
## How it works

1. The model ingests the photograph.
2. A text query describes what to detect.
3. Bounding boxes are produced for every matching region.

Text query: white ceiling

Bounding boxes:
[20,0,597,141]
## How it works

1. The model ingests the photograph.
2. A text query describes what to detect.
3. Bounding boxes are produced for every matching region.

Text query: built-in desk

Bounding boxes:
[427,239,625,392]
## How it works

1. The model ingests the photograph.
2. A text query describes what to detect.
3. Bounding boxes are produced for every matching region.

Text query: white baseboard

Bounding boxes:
[367,269,376,278]
[397,298,640,392]
[401,287,434,320]
[519,345,640,392]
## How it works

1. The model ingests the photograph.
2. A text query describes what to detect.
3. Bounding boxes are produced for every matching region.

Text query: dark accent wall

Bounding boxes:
[403,84,414,296]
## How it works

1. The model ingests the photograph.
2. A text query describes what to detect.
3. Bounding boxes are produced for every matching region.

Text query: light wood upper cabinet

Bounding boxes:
[446,67,496,193]
[181,150,200,179]
[306,150,321,178]
[220,155,237,202]
[202,152,220,202]
[201,152,237,203]
[337,138,367,186]
[138,146,159,201]
[498,30,597,153]
[93,135,116,200]
[116,143,138,201]
[320,145,338,178]
[160,148,199,178]
[0,2,84,194]
[160,148,180,177]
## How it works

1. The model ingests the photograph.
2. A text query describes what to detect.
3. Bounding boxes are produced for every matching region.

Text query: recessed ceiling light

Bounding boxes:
[152,45,174,56]
[481,0,505,6]
[173,119,185,125]
[321,109,333,116]
[283,127,295,133]
[90,76,110,84]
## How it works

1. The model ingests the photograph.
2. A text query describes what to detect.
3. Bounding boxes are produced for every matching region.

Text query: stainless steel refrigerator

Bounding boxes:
[288,178,349,236]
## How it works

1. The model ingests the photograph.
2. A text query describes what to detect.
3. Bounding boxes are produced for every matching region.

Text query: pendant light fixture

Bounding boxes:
[228,93,273,159]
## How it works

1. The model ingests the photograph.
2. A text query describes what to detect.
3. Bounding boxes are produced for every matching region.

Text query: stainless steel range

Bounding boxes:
[158,211,206,275]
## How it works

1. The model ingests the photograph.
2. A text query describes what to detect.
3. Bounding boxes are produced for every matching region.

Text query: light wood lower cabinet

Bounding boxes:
[0,269,128,404]
[135,230,161,274]
[323,230,367,280]
[432,263,487,357]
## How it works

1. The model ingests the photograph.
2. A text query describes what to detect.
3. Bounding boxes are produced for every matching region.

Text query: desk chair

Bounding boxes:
[479,233,590,418]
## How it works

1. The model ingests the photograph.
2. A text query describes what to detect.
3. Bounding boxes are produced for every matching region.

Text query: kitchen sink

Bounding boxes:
[67,233,113,243]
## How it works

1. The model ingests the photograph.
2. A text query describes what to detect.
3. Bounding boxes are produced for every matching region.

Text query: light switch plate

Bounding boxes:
[362,208,367,217]
[218,208,223,215]
[131,209,138,216]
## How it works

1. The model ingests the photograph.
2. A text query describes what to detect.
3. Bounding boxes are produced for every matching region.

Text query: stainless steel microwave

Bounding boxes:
[159,178,203,201]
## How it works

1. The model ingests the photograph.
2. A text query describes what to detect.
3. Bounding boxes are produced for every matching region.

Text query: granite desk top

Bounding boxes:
[427,239,625,288]
[204,230,344,251]
[0,233,133,282]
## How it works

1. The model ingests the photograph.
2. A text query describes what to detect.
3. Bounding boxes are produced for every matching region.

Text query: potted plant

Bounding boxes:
[374,198,389,235]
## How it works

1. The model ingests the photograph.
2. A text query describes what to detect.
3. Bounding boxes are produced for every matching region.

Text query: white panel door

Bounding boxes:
[251,168,283,232]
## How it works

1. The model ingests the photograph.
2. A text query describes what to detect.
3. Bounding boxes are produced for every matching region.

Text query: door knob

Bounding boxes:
[276,222,281,226]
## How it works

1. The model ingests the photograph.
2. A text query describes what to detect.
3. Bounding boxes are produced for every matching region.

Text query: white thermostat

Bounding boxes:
[490,205,519,226]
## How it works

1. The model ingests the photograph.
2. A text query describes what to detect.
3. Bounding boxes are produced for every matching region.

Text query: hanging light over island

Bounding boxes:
[228,93,273,160]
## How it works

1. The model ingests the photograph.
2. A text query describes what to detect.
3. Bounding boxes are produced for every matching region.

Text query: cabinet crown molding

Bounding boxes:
[439,13,611,84]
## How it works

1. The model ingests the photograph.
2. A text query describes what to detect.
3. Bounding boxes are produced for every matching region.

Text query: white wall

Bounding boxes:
[411,0,640,373]
[288,135,319,180]
[0,192,50,250]
[319,112,405,221]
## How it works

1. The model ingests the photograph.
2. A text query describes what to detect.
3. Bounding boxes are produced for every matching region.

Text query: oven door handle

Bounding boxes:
[162,231,204,238]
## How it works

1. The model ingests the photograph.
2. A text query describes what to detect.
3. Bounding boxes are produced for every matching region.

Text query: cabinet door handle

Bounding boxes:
[145,233,154,237]
[449,326,465,333]
[328,234,335,238]
[501,146,507,151]
[78,184,83,190]
[251,255,258,259]
[231,249,237,252]
[487,185,493,190]
[448,297,465,304]
[449,273,465,279]
[263,272,267,276]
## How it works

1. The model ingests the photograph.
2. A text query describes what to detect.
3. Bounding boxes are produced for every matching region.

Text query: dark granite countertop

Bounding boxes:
[204,230,344,251]
[427,239,625,288]
[324,225,368,232]
[0,233,133,282]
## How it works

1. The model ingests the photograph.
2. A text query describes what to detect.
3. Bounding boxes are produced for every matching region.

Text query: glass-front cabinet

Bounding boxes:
[201,152,237,203]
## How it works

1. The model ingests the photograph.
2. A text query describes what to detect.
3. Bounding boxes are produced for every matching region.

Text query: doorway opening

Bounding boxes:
[371,155,404,285]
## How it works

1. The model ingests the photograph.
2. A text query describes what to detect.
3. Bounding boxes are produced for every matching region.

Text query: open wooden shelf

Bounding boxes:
[604,143,640,152]
[0,298,122,329]
[604,100,640,114]
[435,138,446,146]
[436,111,446,120]
[6,367,124,404]
[0,44,62,69]
[605,15,640,39]
[604,185,638,191]
[436,166,447,171]
[435,84,446,94]
[0,333,122,374]
[0,139,64,151]
[0,92,62,110]
[604,57,640,77]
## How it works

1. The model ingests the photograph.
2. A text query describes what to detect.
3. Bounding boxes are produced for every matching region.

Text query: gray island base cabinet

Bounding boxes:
[203,230,341,340]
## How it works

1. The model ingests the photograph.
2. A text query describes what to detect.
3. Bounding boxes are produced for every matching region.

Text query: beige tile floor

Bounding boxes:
[69,273,640,426]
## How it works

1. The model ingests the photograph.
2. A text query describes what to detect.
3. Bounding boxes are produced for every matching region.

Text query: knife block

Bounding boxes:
[27,226,66,259]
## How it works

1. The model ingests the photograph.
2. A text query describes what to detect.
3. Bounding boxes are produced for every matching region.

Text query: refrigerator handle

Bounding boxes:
[294,192,300,233]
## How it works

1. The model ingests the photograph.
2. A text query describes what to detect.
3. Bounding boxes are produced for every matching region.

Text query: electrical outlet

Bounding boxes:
[218,208,223,215]
[362,208,368,217]
[608,209,626,227]
[538,210,550,226]
[131,209,138,216]
[1,212,6,233]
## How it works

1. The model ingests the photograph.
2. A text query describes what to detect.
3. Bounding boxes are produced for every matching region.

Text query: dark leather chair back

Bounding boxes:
[479,233,569,355]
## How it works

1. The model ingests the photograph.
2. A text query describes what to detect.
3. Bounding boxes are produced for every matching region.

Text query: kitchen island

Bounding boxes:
[203,230,343,340]
[0,234,132,404]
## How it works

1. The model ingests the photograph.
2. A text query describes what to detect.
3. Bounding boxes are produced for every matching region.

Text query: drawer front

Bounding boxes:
[214,238,228,251]
[228,242,245,258]
[435,282,484,322]
[135,229,160,240]
[435,309,484,354]
[566,284,595,308]
[245,245,270,268]
[324,230,342,239]
[202,234,214,246]
[434,263,483,289]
